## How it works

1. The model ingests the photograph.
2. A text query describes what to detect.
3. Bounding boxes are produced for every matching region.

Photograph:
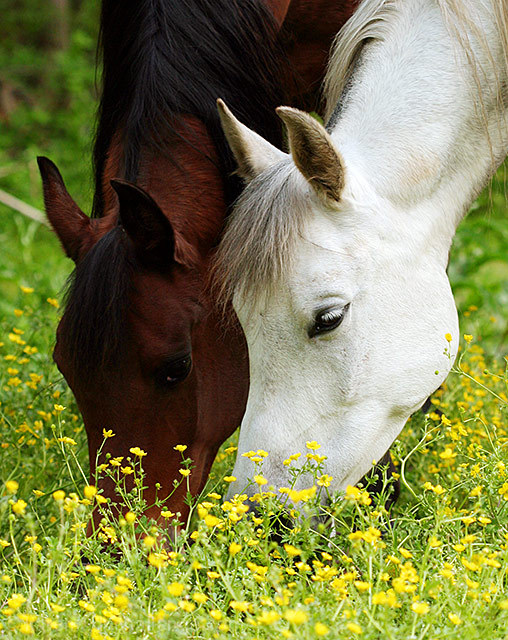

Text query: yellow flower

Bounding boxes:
[129,447,147,457]
[306,441,321,450]
[78,600,95,612]
[230,600,250,613]
[148,553,167,569]
[53,490,65,502]
[464,334,473,344]
[257,610,280,625]
[125,511,136,524]
[53,404,65,412]
[161,510,175,519]
[12,499,27,515]
[411,602,430,615]
[283,609,308,625]
[120,466,134,475]
[317,474,333,487]
[210,610,222,621]
[204,514,221,527]
[283,453,301,466]
[253,474,267,486]
[20,286,34,294]
[229,542,242,556]
[8,594,26,609]
[315,622,329,636]
[84,485,97,499]
[5,480,18,494]
[46,298,59,308]
[445,333,452,342]
[344,485,372,505]
[179,469,191,477]
[284,544,301,557]
[174,444,187,452]
[143,535,156,549]
[114,594,129,610]
[102,429,115,439]
[167,582,185,597]
[448,613,462,625]
[346,622,363,634]
[18,623,34,635]
[224,476,236,483]
[193,592,208,604]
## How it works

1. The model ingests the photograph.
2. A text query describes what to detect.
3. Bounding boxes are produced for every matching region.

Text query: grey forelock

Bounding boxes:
[213,160,311,309]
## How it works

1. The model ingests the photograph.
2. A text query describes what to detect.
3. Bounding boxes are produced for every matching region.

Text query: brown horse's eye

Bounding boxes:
[156,355,192,387]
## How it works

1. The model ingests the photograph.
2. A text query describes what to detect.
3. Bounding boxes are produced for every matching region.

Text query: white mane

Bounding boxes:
[325,0,508,130]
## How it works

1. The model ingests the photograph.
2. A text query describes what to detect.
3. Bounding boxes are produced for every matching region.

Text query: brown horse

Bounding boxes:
[38,0,359,530]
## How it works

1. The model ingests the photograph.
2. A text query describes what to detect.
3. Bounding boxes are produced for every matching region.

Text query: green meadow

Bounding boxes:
[1,7,508,639]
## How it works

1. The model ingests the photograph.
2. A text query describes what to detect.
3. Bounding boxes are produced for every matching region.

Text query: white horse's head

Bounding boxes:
[215,100,459,498]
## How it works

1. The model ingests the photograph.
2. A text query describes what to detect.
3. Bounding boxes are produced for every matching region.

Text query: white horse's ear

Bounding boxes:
[217,99,287,181]
[277,107,345,201]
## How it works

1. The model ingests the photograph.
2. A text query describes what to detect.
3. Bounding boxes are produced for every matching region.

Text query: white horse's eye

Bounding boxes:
[310,303,350,338]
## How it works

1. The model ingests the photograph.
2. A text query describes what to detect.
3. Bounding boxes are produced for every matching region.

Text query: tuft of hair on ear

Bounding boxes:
[276,107,345,201]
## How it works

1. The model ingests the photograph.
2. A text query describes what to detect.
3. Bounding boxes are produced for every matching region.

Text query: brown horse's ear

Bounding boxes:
[37,156,91,261]
[110,179,176,268]
[276,107,345,202]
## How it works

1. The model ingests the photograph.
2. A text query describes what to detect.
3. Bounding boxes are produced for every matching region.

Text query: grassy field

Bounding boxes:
[0,160,506,639]
[1,74,508,637]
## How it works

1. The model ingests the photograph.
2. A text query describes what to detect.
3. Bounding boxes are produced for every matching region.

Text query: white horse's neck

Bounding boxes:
[328,0,508,238]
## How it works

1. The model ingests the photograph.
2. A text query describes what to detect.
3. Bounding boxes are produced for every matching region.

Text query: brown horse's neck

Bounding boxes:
[101,116,226,260]
[281,0,361,110]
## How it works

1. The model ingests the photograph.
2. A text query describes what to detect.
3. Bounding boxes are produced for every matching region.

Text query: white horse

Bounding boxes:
[215,0,508,500]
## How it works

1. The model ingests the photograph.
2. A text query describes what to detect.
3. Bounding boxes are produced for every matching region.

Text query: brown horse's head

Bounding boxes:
[37,121,249,529]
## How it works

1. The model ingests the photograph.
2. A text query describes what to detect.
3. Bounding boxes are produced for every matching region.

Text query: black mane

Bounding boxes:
[64,0,293,376]
[62,226,133,379]
[92,0,291,216]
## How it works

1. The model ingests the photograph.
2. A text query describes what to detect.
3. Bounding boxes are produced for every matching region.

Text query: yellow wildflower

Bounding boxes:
[411,602,430,615]
[129,447,147,457]
[12,499,27,515]
[229,542,242,556]
[284,609,308,625]
[167,582,185,597]
[5,480,18,494]
[315,622,329,636]
[84,485,97,499]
